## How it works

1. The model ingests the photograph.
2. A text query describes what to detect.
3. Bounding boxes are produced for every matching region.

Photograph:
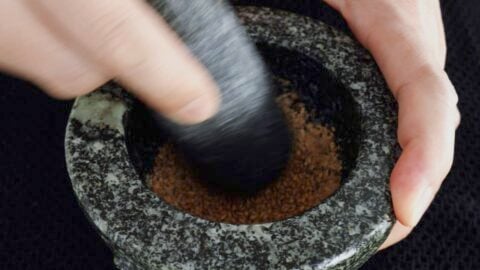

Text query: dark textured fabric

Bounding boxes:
[0,1,479,269]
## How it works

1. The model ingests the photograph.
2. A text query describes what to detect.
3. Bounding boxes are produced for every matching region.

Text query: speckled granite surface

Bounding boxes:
[65,7,397,270]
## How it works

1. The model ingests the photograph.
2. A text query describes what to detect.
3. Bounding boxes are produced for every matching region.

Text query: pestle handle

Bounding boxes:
[149,0,292,193]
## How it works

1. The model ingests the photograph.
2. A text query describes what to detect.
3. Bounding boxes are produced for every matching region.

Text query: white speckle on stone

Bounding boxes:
[349,82,367,91]
[71,91,127,134]
[92,141,105,152]
[96,218,108,233]
[315,43,325,50]
[364,219,392,239]
[145,207,163,217]
[235,225,273,242]
[128,185,138,194]
[174,212,184,220]
[233,246,242,254]
[105,173,119,185]
[313,248,357,269]
[348,223,361,236]
[355,204,372,216]
[268,252,280,265]
[369,153,379,162]
[72,137,83,145]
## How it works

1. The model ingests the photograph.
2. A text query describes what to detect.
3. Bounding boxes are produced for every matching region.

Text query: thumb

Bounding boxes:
[390,70,459,228]
[32,0,220,124]
[377,70,459,249]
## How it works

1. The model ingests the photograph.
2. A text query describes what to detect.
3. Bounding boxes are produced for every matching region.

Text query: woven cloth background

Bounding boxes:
[1,0,479,269]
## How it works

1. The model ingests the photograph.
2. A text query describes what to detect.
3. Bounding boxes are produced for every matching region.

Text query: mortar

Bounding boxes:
[65,6,398,270]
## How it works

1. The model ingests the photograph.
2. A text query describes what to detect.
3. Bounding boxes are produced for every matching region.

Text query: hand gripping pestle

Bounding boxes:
[149,0,292,194]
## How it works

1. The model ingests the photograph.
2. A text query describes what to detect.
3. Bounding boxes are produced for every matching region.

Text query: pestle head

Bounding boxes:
[155,96,292,194]
[149,0,292,193]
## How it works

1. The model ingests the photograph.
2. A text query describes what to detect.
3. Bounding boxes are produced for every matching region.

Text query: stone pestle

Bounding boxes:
[149,0,292,193]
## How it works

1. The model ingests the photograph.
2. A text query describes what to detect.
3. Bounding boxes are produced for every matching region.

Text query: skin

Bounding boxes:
[0,0,459,250]
[0,0,220,124]
[323,0,460,249]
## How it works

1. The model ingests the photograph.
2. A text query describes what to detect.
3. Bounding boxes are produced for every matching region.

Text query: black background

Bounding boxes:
[1,1,479,269]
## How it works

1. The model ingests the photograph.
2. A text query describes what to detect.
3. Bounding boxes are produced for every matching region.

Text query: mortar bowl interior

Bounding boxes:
[125,43,360,192]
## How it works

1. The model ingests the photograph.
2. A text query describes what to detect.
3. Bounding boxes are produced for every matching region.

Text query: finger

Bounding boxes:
[31,0,220,124]
[0,1,107,99]
[419,0,446,68]
[433,0,447,66]
[325,0,443,92]
[323,0,345,12]
[324,0,456,249]
[379,221,413,250]
[391,69,459,228]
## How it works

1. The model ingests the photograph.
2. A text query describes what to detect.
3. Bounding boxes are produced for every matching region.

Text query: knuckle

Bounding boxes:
[38,72,99,100]
[426,70,461,127]
[433,71,459,108]
[42,83,90,100]
[43,84,80,100]
[89,8,146,72]
[400,65,459,109]
[453,106,461,128]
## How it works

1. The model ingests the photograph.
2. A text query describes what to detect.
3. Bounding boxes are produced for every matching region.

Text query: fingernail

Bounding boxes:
[168,94,219,125]
[411,184,435,225]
